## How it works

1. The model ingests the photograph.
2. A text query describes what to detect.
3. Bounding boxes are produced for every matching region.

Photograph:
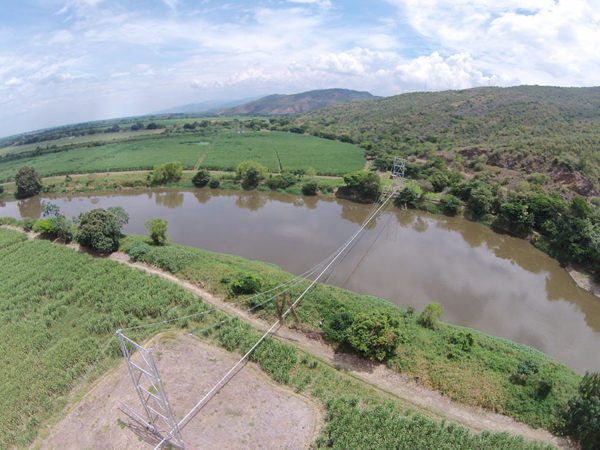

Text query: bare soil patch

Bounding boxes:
[38,332,321,450]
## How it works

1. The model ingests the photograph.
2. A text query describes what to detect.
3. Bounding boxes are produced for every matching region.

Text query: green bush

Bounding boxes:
[346,311,402,361]
[301,180,318,196]
[339,171,381,202]
[32,218,55,236]
[267,173,296,189]
[51,216,74,242]
[562,372,600,450]
[0,185,3,194]
[75,208,123,253]
[15,166,42,199]
[323,311,354,343]
[22,217,35,232]
[152,161,182,184]
[236,161,268,190]
[440,194,462,216]
[230,274,262,295]
[192,169,210,187]
[145,218,168,245]
[126,241,152,260]
[418,302,443,329]
[395,183,422,208]
[209,178,220,188]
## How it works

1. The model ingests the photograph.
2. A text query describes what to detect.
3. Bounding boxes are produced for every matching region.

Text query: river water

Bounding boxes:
[1,188,599,373]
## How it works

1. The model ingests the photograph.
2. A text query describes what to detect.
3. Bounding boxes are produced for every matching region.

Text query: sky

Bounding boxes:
[0,0,599,137]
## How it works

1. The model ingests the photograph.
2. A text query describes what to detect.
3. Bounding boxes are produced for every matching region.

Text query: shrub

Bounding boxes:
[209,178,220,188]
[440,194,462,216]
[32,218,55,236]
[236,161,268,190]
[230,274,262,295]
[323,311,354,343]
[145,218,168,245]
[346,311,402,361]
[0,185,3,194]
[152,161,182,184]
[395,183,422,209]
[15,166,43,199]
[339,171,381,202]
[468,185,493,217]
[51,216,74,242]
[418,302,443,329]
[126,241,152,260]
[301,180,318,196]
[563,372,600,450]
[192,169,210,187]
[75,208,124,253]
[267,173,296,190]
[22,217,35,231]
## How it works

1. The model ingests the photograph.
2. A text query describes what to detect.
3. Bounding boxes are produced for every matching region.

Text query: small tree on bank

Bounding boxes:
[192,169,210,187]
[236,161,268,190]
[15,166,42,198]
[146,217,168,245]
[75,208,124,253]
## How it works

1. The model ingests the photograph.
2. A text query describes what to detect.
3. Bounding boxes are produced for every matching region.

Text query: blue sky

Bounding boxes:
[0,0,598,137]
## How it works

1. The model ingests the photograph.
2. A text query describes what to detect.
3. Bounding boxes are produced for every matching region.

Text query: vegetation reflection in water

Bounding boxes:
[1,187,599,372]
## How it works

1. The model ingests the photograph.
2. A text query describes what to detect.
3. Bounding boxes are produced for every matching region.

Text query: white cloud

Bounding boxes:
[5,77,24,86]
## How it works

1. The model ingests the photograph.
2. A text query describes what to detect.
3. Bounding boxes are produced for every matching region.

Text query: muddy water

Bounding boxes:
[1,189,599,373]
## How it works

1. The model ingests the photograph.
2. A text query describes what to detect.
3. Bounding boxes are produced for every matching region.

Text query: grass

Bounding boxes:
[0,129,365,182]
[0,228,553,449]
[200,132,365,175]
[0,233,212,446]
[119,234,581,431]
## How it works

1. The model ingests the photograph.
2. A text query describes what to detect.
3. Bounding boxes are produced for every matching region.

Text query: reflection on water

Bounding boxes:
[2,188,600,373]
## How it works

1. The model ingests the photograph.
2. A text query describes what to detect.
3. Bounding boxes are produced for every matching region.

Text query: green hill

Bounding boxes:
[288,86,600,197]
[217,88,378,116]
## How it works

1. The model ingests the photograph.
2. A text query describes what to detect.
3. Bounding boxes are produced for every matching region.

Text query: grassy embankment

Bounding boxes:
[117,234,581,431]
[0,227,553,449]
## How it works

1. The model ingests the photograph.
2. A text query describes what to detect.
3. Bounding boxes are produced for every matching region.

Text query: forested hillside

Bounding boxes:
[286,86,600,197]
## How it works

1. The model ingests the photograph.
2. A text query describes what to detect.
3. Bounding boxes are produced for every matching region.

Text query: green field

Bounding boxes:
[0,131,365,182]
[0,228,554,449]
[200,132,365,175]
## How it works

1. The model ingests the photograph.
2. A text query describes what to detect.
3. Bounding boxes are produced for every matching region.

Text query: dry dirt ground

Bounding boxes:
[37,332,322,450]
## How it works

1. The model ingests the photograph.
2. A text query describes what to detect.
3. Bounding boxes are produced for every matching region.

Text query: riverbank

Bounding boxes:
[0,226,565,449]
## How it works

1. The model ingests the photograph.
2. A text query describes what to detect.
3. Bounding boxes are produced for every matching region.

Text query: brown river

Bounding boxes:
[1,188,599,373]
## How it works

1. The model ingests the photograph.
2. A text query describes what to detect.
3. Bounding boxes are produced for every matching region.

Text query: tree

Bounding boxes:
[301,180,318,195]
[346,311,402,361]
[496,201,534,236]
[236,161,268,190]
[152,161,182,184]
[429,169,449,192]
[468,185,494,217]
[339,171,381,202]
[440,194,462,216]
[75,208,124,253]
[418,302,444,329]
[145,218,168,245]
[394,183,422,209]
[15,166,42,198]
[563,372,600,450]
[192,169,210,187]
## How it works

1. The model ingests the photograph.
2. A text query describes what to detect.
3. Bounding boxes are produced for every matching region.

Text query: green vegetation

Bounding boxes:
[119,234,581,431]
[192,169,210,187]
[152,161,183,184]
[236,160,268,189]
[15,166,42,198]
[0,127,365,182]
[0,232,209,446]
[287,86,600,197]
[145,217,169,245]
[562,372,600,450]
[337,171,381,202]
[75,208,125,253]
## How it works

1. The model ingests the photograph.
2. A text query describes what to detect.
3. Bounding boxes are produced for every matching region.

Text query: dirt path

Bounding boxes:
[38,332,322,449]
[107,251,571,448]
